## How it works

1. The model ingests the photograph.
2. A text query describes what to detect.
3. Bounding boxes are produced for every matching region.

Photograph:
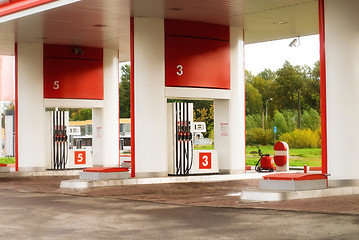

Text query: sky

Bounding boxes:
[244,34,320,75]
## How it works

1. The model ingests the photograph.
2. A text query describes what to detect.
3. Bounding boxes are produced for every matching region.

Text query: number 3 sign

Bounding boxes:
[199,152,211,169]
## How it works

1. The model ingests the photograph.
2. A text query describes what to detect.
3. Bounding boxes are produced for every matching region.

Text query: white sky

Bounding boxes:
[244,34,320,75]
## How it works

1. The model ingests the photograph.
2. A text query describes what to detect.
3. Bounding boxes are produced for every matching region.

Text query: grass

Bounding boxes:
[194,145,321,167]
[246,145,321,157]
[194,145,215,150]
[0,157,15,165]
[246,145,322,167]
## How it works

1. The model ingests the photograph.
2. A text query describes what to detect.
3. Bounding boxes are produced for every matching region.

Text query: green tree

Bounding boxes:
[69,108,92,121]
[274,61,305,110]
[168,99,214,138]
[301,108,321,130]
[257,68,276,81]
[252,76,274,105]
[245,70,254,84]
[302,61,321,112]
[245,82,262,115]
[193,104,213,138]
[272,111,288,135]
[281,110,297,132]
[120,64,131,118]
[248,69,276,122]
[246,114,262,130]
[312,60,320,81]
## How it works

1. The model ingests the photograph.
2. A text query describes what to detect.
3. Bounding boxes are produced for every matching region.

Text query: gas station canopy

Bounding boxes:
[0,0,318,60]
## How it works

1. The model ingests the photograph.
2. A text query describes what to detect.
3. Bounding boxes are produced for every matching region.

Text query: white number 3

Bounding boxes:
[202,155,209,166]
[176,65,183,76]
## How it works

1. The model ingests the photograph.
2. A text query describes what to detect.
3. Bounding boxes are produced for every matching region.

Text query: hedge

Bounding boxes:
[246,128,273,146]
[279,129,321,148]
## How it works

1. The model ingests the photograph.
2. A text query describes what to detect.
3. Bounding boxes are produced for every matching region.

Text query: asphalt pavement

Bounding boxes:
[0,176,358,239]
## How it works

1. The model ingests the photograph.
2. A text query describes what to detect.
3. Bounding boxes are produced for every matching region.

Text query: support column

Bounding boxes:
[214,27,245,174]
[133,17,167,178]
[324,0,359,179]
[229,26,246,173]
[16,43,45,171]
[102,49,119,167]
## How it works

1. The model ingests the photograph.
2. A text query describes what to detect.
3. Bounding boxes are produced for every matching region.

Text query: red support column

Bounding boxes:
[130,17,135,178]
[14,43,18,172]
[119,52,121,167]
[319,0,327,175]
[243,29,247,173]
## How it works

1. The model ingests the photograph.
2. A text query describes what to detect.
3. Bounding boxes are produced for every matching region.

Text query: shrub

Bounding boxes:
[208,128,214,141]
[279,128,321,148]
[272,111,288,135]
[282,110,297,132]
[301,108,321,130]
[246,114,262,130]
[246,128,273,146]
[315,128,322,146]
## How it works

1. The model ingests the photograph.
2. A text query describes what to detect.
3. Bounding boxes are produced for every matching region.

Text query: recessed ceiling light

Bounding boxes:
[273,21,287,25]
[168,7,183,11]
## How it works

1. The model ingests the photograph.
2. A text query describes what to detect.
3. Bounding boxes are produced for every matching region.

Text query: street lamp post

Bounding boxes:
[265,98,273,122]
[298,90,301,129]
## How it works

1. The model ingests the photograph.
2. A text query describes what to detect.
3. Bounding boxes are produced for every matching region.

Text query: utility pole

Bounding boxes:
[262,110,264,130]
[297,90,301,129]
[265,98,272,128]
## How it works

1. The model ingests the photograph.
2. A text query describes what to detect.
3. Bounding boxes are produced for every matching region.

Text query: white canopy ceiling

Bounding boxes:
[0,0,318,60]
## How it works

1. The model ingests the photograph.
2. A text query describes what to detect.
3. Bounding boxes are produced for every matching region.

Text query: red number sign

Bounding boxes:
[165,19,230,90]
[199,152,212,169]
[43,44,104,100]
[74,151,86,165]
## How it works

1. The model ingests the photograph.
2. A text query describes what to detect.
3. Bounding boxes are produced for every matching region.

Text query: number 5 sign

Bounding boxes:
[74,151,86,165]
[199,152,211,169]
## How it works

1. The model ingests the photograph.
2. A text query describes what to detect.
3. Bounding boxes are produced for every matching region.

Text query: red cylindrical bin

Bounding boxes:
[274,141,287,151]
[274,155,287,167]
[274,142,288,167]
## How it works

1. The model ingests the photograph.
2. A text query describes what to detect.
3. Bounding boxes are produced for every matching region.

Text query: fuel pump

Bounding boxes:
[168,102,194,175]
[51,110,69,170]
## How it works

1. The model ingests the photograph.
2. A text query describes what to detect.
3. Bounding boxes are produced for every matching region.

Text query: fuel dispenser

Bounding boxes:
[167,102,219,175]
[51,110,69,170]
[167,102,194,175]
[46,110,93,170]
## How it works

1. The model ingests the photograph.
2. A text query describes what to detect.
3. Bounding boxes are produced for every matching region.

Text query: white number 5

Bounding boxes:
[176,65,183,76]
[78,153,83,162]
[53,81,60,90]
